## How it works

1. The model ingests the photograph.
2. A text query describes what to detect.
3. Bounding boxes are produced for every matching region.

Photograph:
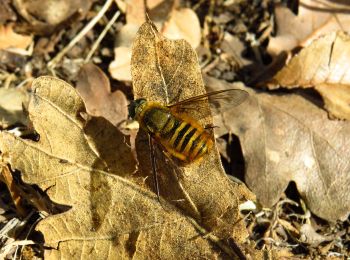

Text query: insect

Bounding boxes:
[128,89,248,202]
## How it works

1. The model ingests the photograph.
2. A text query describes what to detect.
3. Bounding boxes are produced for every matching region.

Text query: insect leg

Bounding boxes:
[148,134,161,205]
[204,124,219,130]
[168,88,183,105]
[204,124,219,137]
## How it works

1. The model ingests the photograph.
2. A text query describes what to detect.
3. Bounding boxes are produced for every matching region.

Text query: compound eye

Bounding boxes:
[128,99,147,119]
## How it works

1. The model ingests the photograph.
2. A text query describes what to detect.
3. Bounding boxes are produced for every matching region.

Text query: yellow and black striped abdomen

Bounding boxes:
[141,104,213,163]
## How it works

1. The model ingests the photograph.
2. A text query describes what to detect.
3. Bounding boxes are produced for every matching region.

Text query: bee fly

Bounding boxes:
[128,89,248,203]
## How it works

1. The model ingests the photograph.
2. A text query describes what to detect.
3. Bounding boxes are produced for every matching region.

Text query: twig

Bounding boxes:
[48,0,114,69]
[3,73,16,89]
[193,0,206,11]
[0,240,35,259]
[17,213,44,260]
[84,11,120,63]
[0,212,35,259]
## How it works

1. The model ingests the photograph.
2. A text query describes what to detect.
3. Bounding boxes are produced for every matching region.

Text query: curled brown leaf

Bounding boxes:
[266,31,350,120]
[76,63,128,126]
[206,75,350,222]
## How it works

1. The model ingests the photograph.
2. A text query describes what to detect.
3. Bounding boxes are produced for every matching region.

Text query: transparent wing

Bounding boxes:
[167,89,248,119]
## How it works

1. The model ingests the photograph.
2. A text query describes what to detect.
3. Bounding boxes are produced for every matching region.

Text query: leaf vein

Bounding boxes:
[35,94,83,130]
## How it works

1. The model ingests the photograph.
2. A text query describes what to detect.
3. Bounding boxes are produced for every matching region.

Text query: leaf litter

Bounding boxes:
[12,0,94,35]
[265,31,350,121]
[0,21,259,259]
[268,0,350,56]
[1,0,350,258]
[109,0,201,82]
[206,75,350,222]
[204,75,350,256]
[76,63,128,127]
[0,76,217,259]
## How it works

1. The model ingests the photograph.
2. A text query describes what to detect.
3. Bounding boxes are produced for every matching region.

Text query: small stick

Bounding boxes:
[84,10,120,63]
[48,0,114,69]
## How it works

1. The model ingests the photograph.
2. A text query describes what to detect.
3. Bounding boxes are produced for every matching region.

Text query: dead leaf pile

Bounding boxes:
[0,76,234,259]
[206,76,350,222]
[252,1,350,121]
[266,31,350,120]
[1,1,349,258]
[0,21,260,258]
[268,0,350,55]
[109,0,201,81]
[12,0,94,35]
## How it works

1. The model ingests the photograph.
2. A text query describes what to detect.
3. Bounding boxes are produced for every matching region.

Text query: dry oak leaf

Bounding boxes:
[206,76,350,222]
[0,76,254,259]
[131,21,258,258]
[162,8,201,50]
[109,6,201,82]
[268,0,350,56]
[266,31,350,120]
[124,0,176,26]
[0,24,32,50]
[76,63,128,126]
[0,86,29,127]
[12,0,93,35]
[108,45,133,82]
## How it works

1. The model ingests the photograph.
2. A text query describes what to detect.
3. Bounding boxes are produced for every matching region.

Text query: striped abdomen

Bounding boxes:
[141,105,213,163]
